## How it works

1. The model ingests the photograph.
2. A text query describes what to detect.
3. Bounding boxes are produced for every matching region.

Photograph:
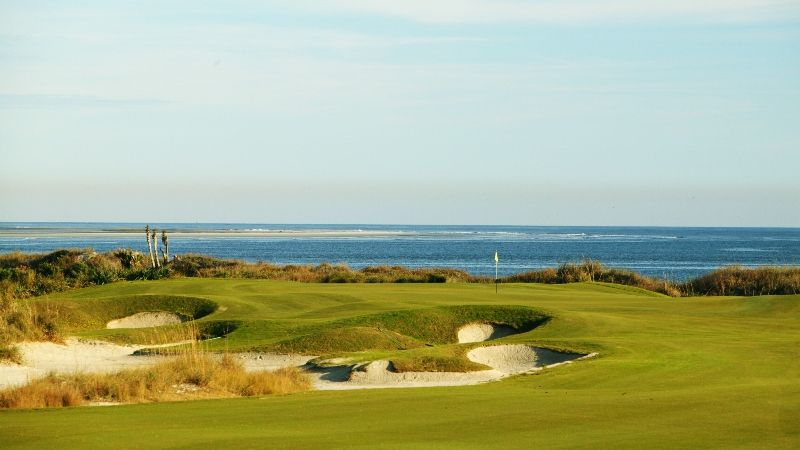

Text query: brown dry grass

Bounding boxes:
[0,289,62,362]
[171,255,475,283]
[0,352,311,409]
[0,320,310,409]
[683,265,800,296]
[504,260,683,296]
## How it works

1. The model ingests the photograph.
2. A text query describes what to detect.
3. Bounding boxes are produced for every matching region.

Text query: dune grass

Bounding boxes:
[3,250,799,302]
[0,352,310,409]
[0,292,61,362]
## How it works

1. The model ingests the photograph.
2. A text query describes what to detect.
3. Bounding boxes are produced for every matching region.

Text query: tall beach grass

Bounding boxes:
[0,320,310,409]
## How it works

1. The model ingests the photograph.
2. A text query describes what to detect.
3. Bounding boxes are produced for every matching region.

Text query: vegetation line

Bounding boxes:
[2,249,798,300]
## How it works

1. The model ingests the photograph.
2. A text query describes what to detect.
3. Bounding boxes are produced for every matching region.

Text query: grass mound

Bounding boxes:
[129,321,243,354]
[261,305,548,355]
[51,295,217,331]
[0,352,311,409]
[265,305,549,372]
[390,350,489,373]
[334,305,548,345]
[273,326,425,354]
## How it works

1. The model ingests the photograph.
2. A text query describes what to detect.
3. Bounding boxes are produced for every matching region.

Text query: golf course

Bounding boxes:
[1,278,798,448]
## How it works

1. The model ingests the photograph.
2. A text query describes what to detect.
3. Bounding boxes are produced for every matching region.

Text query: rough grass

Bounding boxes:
[0,345,22,364]
[390,346,490,373]
[262,305,548,372]
[0,352,311,409]
[47,294,217,332]
[505,260,683,296]
[271,326,426,354]
[684,265,800,296]
[0,292,62,362]
[257,305,548,355]
[170,256,475,283]
[335,305,548,345]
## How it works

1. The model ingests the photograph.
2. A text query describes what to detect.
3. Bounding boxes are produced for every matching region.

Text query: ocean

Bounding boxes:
[1,223,798,281]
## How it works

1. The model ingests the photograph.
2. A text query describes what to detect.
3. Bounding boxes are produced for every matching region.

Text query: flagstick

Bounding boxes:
[495,251,498,294]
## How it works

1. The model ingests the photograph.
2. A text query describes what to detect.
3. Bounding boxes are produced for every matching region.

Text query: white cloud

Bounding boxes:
[294,0,800,24]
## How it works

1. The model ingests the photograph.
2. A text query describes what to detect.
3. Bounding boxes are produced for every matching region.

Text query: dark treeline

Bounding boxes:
[1,249,799,302]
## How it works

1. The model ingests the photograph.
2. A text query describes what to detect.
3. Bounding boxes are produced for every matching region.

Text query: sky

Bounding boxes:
[1,0,799,226]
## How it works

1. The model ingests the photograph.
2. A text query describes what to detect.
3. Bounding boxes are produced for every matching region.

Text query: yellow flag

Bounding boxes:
[494,251,499,263]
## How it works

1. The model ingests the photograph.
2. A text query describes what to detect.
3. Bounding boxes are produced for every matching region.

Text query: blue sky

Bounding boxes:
[1,0,799,226]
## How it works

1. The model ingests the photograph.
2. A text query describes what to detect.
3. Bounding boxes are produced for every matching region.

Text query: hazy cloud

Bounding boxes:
[0,94,167,110]
[294,0,800,24]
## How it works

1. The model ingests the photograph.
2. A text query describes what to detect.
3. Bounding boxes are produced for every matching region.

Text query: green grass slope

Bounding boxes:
[1,279,798,449]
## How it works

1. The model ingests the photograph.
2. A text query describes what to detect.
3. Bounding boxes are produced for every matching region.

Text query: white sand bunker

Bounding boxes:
[467,345,584,374]
[0,340,315,390]
[0,337,594,392]
[457,322,517,343]
[107,311,184,329]
[232,353,316,372]
[310,345,595,390]
[0,339,168,389]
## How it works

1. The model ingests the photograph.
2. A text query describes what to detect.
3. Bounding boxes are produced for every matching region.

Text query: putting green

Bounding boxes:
[1,279,798,449]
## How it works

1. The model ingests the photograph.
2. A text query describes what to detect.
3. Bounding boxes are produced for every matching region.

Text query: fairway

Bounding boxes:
[1,279,799,449]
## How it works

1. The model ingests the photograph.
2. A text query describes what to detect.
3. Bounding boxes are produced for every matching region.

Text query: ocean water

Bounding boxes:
[1,223,798,281]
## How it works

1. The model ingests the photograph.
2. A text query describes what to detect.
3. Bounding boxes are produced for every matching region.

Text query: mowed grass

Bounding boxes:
[1,279,799,449]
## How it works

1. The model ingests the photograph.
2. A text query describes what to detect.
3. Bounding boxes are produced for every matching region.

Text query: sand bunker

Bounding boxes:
[467,345,584,374]
[309,345,594,390]
[0,340,315,390]
[107,312,184,329]
[0,339,167,389]
[232,353,315,372]
[0,338,594,392]
[457,323,517,343]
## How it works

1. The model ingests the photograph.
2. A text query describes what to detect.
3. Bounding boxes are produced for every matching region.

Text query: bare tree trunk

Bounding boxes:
[152,229,161,268]
[145,225,155,268]
[161,230,169,264]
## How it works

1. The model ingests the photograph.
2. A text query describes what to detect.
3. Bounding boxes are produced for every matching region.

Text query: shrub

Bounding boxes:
[684,266,800,296]
[0,345,21,364]
[504,260,680,296]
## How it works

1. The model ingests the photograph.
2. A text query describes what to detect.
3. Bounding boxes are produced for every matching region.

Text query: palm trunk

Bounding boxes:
[145,225,155,268]
[152,229,161,268]
[161,231,169,264]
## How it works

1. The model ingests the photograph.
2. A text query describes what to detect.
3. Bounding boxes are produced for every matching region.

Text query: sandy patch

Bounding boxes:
[233,353,316,372]
[0,340,595,392]
[457,323,517,343]
[0,340,316,390]
[310,345,594,390]
[107,312,184,329]
[467,345,583,374]
[316,360,502,390]
[0,339,167,389]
